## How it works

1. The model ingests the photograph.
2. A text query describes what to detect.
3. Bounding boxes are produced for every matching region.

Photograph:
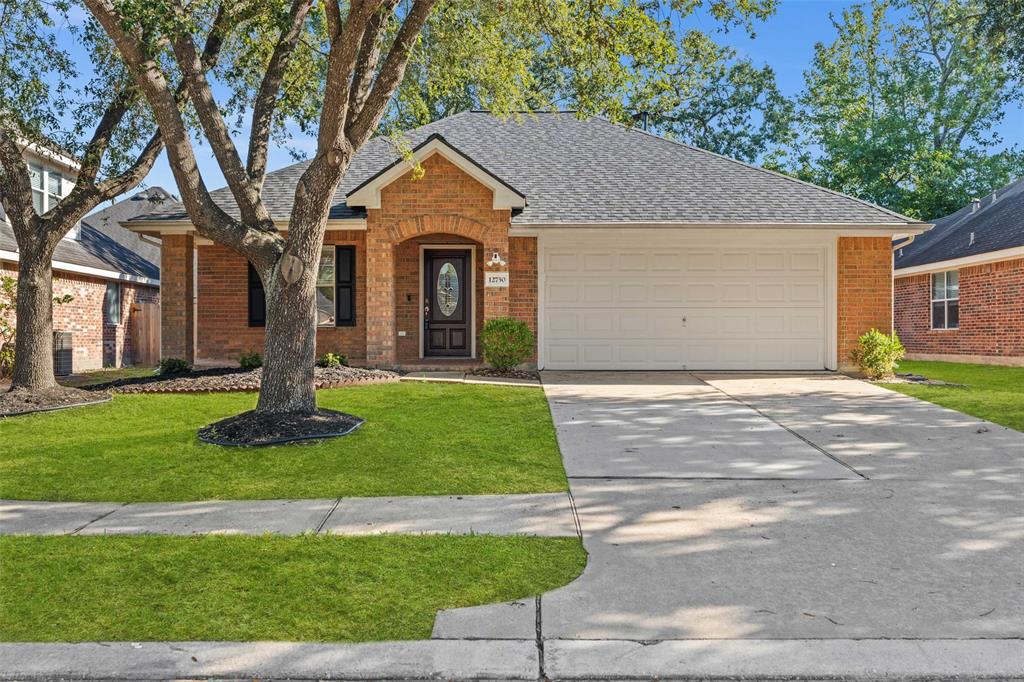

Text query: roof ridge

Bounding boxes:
[598,117,922,225]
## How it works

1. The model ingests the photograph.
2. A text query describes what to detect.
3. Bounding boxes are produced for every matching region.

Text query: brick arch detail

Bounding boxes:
[388,214,490,243]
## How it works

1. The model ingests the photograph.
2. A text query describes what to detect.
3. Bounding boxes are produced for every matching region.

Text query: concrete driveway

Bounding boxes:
[436,371,1024,666]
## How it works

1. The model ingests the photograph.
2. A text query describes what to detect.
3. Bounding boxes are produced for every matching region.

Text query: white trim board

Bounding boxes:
[121,218,368,234]
[347,137,526,211]
[0,248,159,286]
[894,246,1024,277]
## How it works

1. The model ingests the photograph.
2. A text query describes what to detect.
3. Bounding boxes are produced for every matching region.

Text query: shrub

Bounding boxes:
[480,317,534,371]
[853,328,905,379]
[159,357,191,375]
[238,351,263,370]
[316,352,348,368]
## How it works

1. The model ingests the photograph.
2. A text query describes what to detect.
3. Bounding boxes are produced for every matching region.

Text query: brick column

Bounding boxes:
[837,236,893,370]
[365,225,396,366]
[482,232,510,321]
[160,233,195,363]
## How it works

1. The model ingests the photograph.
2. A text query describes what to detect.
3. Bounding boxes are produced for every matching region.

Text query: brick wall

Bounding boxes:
[1,258,158,371]
[894,257,1024,360]
[509,236,538,363]
[194,231,368,365]
[364,153,512,365]
[837,237,893,369]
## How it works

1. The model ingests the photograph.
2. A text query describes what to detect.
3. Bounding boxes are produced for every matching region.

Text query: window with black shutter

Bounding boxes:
[335,245,356,327]
[248,263,266,327]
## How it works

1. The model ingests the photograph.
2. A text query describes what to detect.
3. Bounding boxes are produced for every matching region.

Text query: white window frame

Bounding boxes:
[930,270,959,330]
[27,162,79,239]
[316,245,336,327]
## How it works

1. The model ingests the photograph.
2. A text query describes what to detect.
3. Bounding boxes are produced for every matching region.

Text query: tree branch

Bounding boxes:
[0,127,37,237]
[247,0,315,187]
[348,0,400,120]
[346,0,438,148]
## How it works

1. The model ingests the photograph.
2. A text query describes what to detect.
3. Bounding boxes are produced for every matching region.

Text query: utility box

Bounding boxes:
[53,331,73,376]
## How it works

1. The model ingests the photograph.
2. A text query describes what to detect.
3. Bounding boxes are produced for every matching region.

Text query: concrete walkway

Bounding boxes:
[0,493,577,537]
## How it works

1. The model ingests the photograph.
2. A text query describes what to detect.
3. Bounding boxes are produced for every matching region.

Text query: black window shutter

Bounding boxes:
[248,263,266,327]
[336,246,356,327]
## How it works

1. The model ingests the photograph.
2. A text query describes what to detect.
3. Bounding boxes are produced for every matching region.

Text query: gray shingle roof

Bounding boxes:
[894,178,1024,270]
[1,188,167,281]
[132,111,920,226]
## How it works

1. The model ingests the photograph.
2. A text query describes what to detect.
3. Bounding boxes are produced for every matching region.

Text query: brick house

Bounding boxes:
[1,146,165,372]
[127,112,927,371]
[894,178,1024,366]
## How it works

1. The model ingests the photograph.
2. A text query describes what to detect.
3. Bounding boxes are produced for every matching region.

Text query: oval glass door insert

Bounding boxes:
[437,262,459,317]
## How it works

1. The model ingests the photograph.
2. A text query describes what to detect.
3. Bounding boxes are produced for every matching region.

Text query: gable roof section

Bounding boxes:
[1,188,166,282]
[346,134,526,210]
[894,177,1024,270]
[130,111,923,228]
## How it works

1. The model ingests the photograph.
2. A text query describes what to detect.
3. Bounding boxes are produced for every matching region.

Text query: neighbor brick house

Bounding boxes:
[1,144,166,372]
[127,112,927,371]
[894,178,1024,366]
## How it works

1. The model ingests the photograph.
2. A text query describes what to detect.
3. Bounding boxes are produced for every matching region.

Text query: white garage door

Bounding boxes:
[541,236,828,370]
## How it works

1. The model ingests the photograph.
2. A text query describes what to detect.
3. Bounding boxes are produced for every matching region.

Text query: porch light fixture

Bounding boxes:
[486,251,506,267]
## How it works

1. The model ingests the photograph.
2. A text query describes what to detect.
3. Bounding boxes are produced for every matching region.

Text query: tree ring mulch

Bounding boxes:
[198,408,365,447]
[0,386,112,418]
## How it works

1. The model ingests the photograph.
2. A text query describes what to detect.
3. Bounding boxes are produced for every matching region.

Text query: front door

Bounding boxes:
[424,249,471,357]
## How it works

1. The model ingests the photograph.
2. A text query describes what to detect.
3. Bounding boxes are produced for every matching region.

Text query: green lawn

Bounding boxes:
[881,360,1024,432]
[0,382,566,501]
[0,534,585,642]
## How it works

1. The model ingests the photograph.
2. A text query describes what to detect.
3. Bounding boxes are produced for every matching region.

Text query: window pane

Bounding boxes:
[947,300,959,328]
[28,164,42,190]
[932,302,946,329]
[47,172,62,196]
[947,270,959,299]
[931,272,945,300]
[32,190,44,214]
[104,283,121,325]
[317,247,335,286]
[316,286,335,326]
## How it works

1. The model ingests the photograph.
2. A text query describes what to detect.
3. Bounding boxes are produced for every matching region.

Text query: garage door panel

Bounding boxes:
[542,243,828,370]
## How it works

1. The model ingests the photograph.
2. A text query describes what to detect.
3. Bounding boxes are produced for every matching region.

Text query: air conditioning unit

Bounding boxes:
[53,331,73,376]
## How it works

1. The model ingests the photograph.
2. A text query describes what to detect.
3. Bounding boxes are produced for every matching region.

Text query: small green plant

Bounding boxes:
[316,352,348,368]
[159,357,191,375]
[853,328,906,379]
[238,351,263,370]
[480,317,534,371]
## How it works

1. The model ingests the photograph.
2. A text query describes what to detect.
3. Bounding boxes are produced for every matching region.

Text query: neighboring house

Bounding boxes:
[127,112,927,371]
[893,178,1024,366]
[1,148,168,370]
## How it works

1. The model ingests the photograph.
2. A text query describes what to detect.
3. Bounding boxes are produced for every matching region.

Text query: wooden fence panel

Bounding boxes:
[131,302,160,366]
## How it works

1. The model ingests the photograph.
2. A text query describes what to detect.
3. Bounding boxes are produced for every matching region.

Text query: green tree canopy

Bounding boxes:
[788,0,1024,220]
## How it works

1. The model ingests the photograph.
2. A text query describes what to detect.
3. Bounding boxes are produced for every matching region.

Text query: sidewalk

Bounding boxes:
[0,493,577,537]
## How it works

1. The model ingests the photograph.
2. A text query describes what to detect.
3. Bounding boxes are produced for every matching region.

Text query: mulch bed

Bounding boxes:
[468,367,539,381]
[198,408,364,446]
[0,385,111,417]
[85,365,400,394]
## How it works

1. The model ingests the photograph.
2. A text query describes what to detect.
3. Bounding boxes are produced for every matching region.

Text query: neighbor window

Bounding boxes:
[29,163,44,214]
[931,270,959,330]
[103,282,121,325]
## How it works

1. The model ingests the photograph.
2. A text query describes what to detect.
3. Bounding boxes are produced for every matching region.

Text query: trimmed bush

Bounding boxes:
[480,317,534,371]
[238,351,263,370]
[853,328,905,379]
[159,358,191,375]
[316,352,348,368]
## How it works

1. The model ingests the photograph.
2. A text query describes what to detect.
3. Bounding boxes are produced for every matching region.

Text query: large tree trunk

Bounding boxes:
[257,261,319,414]
[10,252,58,392]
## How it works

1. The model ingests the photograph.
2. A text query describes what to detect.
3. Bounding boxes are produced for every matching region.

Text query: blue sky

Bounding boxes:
[107,0,1024,199]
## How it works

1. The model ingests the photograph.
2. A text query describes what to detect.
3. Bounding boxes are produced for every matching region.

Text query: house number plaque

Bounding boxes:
[484,272,509,288]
